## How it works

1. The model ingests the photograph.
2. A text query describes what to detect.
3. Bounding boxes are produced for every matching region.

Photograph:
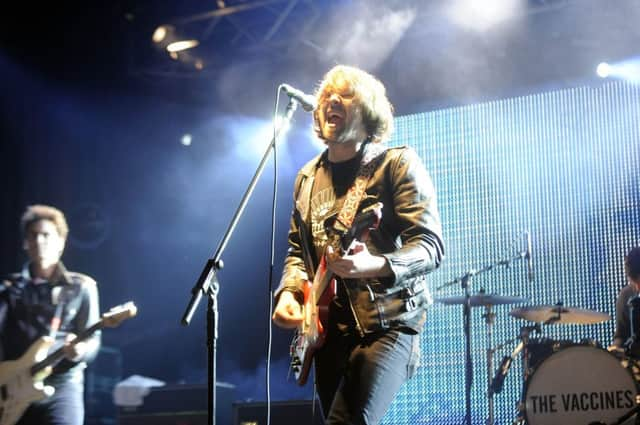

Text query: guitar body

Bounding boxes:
[0,337,55,425]
[288,202,383,386]
[290,256,337,385]
[0,301,136,425]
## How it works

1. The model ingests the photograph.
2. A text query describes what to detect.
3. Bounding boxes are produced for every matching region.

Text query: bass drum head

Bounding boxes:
[525,345,639,425]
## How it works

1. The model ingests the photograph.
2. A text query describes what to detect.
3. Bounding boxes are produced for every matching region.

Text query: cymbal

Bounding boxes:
[510,305,610,324]
[435,293,529,307]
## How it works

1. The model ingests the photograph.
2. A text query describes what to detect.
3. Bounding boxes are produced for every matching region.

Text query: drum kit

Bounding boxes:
[435,291,640,425]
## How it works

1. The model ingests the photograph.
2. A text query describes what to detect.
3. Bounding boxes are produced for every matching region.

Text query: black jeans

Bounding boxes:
[18,374,84,425]
[315,328,420,425]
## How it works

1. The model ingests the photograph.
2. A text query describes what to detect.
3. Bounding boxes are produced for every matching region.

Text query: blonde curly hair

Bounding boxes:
[312,65,394,143]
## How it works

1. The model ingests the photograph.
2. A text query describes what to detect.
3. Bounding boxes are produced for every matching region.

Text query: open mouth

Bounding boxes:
[327,110,344,126]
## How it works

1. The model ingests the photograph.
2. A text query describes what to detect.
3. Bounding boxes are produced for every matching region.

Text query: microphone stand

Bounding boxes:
[436,250,528,425]
[180,98,300,425]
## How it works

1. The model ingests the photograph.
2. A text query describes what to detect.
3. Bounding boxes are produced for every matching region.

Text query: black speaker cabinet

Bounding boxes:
[118,383,235,425]
[233,400,324,425]
[85,346,122,425]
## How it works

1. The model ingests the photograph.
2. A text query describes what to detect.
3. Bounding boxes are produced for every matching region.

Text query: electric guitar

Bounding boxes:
[289,202,382,385]
[0,301,138,425]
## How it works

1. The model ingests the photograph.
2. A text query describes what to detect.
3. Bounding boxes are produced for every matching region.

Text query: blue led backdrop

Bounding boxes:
[383,81,640,424]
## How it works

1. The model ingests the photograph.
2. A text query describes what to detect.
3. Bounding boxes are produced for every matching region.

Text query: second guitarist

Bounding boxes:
[0,205,101,425]
[272,65,445,425]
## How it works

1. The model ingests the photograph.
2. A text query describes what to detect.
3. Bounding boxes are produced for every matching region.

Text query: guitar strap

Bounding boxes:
[48,265,75,339]
[332,140,387,236]
[49,285,73,338]
[293,208,317,281]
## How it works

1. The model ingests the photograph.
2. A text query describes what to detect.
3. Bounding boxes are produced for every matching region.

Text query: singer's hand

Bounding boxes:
[272,290,304,329]
[325,243,392,279]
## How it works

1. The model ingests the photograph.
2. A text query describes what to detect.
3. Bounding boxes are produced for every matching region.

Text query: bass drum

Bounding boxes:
[525,338,588,373]
[524,344,639,425]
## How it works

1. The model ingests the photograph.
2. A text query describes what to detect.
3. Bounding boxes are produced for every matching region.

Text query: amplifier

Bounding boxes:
[85,346,122,425]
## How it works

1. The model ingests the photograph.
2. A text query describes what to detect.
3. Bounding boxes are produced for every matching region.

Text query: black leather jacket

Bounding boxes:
[277,145,444,335]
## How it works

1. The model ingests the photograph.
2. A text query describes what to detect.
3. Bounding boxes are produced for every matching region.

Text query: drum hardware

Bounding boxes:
[610,402,640,425]
[489,340,524,395]
[436,293,529,307]
[435,232,532,425]
[510,301,611,325]
[624,295,640,356]
[435,288,530,425]
[484,303,498,425]
[489,323,541,398]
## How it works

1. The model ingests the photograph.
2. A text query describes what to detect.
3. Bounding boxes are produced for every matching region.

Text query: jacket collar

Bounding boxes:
[21,261,71,285]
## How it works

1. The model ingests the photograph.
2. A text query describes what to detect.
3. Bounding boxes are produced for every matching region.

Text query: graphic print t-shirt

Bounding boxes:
[309,152,362,333]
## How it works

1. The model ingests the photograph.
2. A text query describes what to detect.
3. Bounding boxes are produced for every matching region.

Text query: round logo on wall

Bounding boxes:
[67,203,111,250]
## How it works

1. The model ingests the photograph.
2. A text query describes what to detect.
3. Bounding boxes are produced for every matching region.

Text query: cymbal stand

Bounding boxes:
[436,250,527,425]
[461,272,476,425]
[484,304,496,425]
[514,323,541,423]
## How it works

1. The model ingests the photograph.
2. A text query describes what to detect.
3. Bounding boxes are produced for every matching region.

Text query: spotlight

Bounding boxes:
[152,24,199,55]
[181,134,192,146]
[152,25,174,44]
[166,39,199,53]
[596,62,611,78]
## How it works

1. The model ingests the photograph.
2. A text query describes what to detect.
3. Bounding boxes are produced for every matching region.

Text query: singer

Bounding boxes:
[610,246,640,357]
[272,65,444,424]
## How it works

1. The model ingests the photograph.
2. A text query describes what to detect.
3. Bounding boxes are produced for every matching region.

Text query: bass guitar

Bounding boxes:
[289,202,382,385]
[0,301,137,425]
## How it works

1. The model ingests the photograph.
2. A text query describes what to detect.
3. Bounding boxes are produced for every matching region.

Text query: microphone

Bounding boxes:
[489,356,513,395]
[525,231,534,282]
[280,83,317,112]
[489,341,523,395]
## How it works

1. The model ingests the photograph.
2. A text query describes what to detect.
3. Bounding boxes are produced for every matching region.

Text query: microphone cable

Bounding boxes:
[264,85,284,425]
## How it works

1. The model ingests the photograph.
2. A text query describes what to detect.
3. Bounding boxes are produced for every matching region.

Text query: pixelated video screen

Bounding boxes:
[384,81,640,424]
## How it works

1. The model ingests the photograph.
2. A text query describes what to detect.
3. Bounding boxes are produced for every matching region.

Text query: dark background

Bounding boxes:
[1,0,639,411]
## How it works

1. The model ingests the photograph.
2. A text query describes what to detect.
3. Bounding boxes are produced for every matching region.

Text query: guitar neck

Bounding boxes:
[311,202,382,301]
[30,321,102,376]
[312,268,335,302]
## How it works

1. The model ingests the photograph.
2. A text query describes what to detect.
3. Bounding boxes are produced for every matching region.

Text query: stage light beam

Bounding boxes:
[596,58,640,83]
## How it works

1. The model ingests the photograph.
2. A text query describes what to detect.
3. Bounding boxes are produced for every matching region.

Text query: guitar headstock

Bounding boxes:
[347,202,383,240]
[359,202,383,224]
[323,202,384,254]
[101,301,138,328]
